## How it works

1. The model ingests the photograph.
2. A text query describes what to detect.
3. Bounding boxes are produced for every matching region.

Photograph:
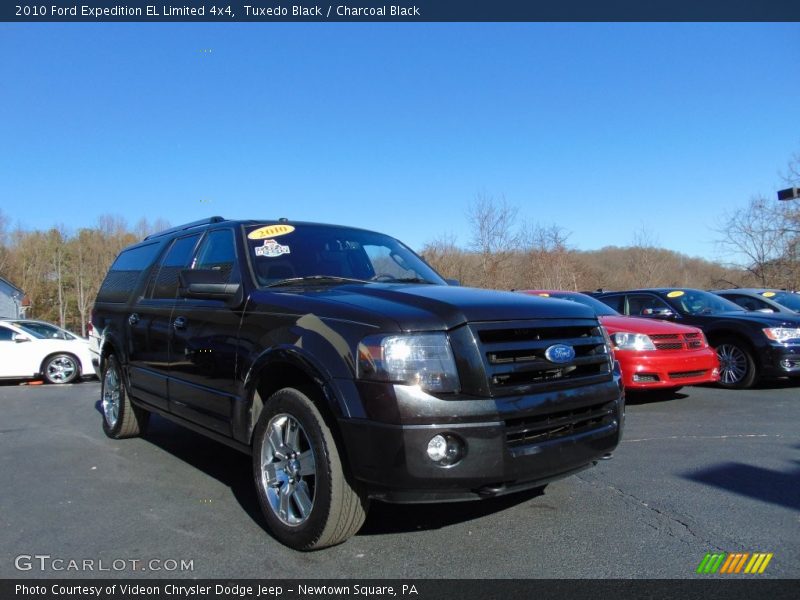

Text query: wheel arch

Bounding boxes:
[705,330,761,368]
[240,347,350,447]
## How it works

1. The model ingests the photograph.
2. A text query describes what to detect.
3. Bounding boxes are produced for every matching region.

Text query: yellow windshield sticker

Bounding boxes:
[667,290,685,298]
[248,224,295,240]
[762,291,776,298]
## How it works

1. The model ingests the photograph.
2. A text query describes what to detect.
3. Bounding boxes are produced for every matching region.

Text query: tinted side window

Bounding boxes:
[193,229,237,282]
[598,294,625,313]
[149,234,202,300]
[96,242,162,303]
[627,294,672,316]
[0,325,15,341]
[728,294,770,312]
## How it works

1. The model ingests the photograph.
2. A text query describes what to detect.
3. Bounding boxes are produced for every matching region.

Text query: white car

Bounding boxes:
[0,319,96,384]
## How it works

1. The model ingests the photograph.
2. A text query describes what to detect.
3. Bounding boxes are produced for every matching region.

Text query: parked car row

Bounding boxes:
[0,319,97,384]
[587,288,800,389]
[712,288,800,315]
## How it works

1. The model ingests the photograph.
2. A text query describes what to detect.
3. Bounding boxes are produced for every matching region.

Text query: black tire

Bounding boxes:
[42,353,80,384]
[101,355,149,439]
[714,338,758,389]
[252,387,369,550]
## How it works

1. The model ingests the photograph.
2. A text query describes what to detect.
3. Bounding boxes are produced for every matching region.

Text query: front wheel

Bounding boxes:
[714,339,758,389]
[253,387,369,550]
[42,354,80,384]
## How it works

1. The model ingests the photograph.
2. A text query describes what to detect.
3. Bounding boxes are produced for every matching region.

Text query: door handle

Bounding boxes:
[173,317,187,330]
[128,313,140,326]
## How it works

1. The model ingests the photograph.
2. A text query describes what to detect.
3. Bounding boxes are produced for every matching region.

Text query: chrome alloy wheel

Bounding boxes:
[717,343,748,385]
[259,414,317,526]
[46,356,77,383]
[102,363,121,428]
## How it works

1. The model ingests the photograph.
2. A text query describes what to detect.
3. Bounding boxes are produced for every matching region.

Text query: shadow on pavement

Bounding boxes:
[94,400,546,539]
[625,389,689,405]
[359,487,545,536]
[94,400,268,531]
[683,457,800,511]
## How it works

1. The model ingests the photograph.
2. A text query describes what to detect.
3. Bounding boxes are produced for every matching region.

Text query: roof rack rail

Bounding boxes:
[144,216,226,240]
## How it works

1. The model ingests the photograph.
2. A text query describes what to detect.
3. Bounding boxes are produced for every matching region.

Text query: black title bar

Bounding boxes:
[4,1,800,22]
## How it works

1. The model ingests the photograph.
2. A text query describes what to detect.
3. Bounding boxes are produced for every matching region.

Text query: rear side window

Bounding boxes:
[148,234,202,299]
[726,294,771,312]
[96,243,162,303]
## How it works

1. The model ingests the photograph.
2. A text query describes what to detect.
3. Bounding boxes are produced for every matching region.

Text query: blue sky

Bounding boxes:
[1,23,798,262]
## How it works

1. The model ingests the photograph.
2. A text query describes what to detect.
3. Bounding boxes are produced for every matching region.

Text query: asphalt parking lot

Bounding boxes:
[1,380,797,579]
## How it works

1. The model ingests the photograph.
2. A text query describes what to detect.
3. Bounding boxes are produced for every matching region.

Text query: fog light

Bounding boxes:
[426,433,464,466]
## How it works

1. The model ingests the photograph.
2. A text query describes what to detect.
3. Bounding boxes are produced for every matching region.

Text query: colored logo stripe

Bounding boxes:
[696,552,773,574]
[745,553,773,574]
[697,553,726,574]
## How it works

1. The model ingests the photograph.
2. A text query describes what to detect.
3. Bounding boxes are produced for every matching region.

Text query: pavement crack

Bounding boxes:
[575,474,725,552]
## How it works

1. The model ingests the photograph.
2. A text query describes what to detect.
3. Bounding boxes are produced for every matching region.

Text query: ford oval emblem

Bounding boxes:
[544,344,575,364]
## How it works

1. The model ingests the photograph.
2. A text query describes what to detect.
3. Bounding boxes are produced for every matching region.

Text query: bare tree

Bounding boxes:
[421,233,474,285]
[626,226,673,287]
[467,193,520,289]
[716,195,797,287]
[517,223,580,290]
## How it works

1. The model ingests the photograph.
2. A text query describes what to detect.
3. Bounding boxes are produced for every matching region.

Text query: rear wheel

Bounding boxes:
[42,354,80,384]
[252,387,369,550]
[101,355,149,438]
[714,338,758,389]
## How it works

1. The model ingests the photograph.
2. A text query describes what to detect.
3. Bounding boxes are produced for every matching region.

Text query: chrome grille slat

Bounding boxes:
[470,319,613,396]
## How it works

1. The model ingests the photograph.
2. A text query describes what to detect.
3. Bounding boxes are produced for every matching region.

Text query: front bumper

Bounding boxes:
[761,343,800,377]
[617,348,720,390]
[338,376,624,503]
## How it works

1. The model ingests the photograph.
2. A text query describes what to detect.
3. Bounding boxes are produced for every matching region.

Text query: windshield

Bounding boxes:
[245,223,446,287]
[540,292,619,316]
[766,291,800,312]
[662,290,744,315]
[11,321,77,340]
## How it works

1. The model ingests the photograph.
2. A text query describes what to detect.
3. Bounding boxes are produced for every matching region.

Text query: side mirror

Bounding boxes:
[179,269,242,304]
[641,308,677,319]
[13,333,31,343]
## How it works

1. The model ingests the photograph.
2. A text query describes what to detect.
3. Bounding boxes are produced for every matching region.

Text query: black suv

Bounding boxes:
[93,217,623,550]
[592,288,800,389]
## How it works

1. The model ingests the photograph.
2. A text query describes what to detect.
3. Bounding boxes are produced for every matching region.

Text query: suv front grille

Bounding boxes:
[650,332,704,351]
[505,401,616,448]
[470,319,612,396]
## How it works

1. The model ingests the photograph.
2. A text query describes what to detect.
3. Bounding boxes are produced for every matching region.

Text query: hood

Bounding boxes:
[697,310,800,327]
[252,283,596,331]
[599,315,702,335]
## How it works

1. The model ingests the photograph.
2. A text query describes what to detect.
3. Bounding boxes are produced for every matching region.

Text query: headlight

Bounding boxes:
[612,332,656,351]
[357,333,460,393]
[763,327,800,343]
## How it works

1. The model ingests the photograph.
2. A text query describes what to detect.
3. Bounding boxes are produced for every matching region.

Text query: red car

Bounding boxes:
[523,291,720,392]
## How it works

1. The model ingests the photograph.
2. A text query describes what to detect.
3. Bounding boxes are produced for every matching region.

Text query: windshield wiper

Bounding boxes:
[372,276,434,284]
[264,275,372,288]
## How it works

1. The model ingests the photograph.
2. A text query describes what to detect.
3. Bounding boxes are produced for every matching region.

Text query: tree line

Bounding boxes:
[0,213,169,336]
